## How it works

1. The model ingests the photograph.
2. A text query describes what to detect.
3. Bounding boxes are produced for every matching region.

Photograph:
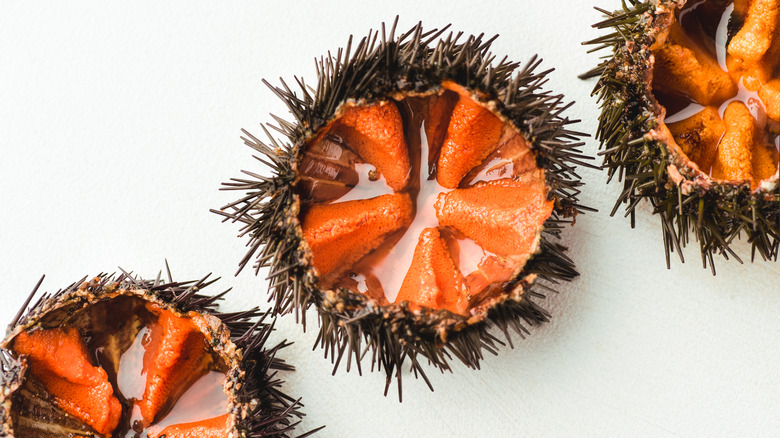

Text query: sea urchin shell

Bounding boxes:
[215,20,591,398]
[0,268,310,437]
[583,0,780,272]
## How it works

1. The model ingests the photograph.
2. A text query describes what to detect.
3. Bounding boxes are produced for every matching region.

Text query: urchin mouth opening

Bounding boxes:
[650,0,779,189]
[296,84,552,316]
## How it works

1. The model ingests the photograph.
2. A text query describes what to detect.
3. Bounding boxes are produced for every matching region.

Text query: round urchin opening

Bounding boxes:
[4,292,235,438]
[650,0,779,189]
[296,82,551,317]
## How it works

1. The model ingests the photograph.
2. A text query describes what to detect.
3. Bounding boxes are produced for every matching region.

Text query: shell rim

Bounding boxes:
[293,85,555,319]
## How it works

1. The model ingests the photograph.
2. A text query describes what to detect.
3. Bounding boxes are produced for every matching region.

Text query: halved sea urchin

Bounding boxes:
[0,269,311,437]
[215,20,591,397]
[584,0,779,271]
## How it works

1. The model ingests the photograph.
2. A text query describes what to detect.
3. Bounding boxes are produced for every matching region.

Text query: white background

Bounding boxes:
[1,1,779,437]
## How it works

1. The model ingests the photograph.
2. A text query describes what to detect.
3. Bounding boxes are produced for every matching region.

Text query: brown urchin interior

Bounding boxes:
[652,0,780,188]
[296,82,552,316]
[9,295,230,438]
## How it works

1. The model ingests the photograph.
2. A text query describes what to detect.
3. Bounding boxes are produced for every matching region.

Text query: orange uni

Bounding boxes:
[727,0,779,63]
[13,328,122,437]
[335,101,411,191]
[727,0,780,89]
[436,94,505,188]
[396,227,468,314]
[667,106,724,174]
[148,414,230,438]
[301,193,413,278]
[653,23,737,105]
[711,102,757,182]
[138,306,212,425]
[435,176,553,258]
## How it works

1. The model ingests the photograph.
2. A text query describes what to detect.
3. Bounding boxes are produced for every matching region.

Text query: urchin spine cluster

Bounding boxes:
[215,19,592,398]
[0,268,316,438]
[582,0,779,273]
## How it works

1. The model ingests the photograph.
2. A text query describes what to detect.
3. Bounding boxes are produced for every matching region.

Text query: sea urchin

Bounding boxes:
[0,268,311,437]
[215,20,591,398]
[583,0,779,272]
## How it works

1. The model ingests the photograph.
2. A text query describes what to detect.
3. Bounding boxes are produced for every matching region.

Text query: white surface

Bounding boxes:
[1,1,779,437]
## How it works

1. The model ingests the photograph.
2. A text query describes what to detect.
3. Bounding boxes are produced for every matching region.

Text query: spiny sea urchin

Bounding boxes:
[0,268,315,437]
[583,0,779,273]
[215,19,592,398]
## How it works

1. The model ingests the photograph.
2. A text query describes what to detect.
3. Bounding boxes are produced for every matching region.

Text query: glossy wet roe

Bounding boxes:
[652,0,780,186]
[11,296,230,438]
[296,85,554,316]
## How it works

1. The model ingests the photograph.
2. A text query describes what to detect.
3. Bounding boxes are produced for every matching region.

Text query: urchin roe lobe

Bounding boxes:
[9,295,230,438]
[651,0,779,187]
[296,84,554,316]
